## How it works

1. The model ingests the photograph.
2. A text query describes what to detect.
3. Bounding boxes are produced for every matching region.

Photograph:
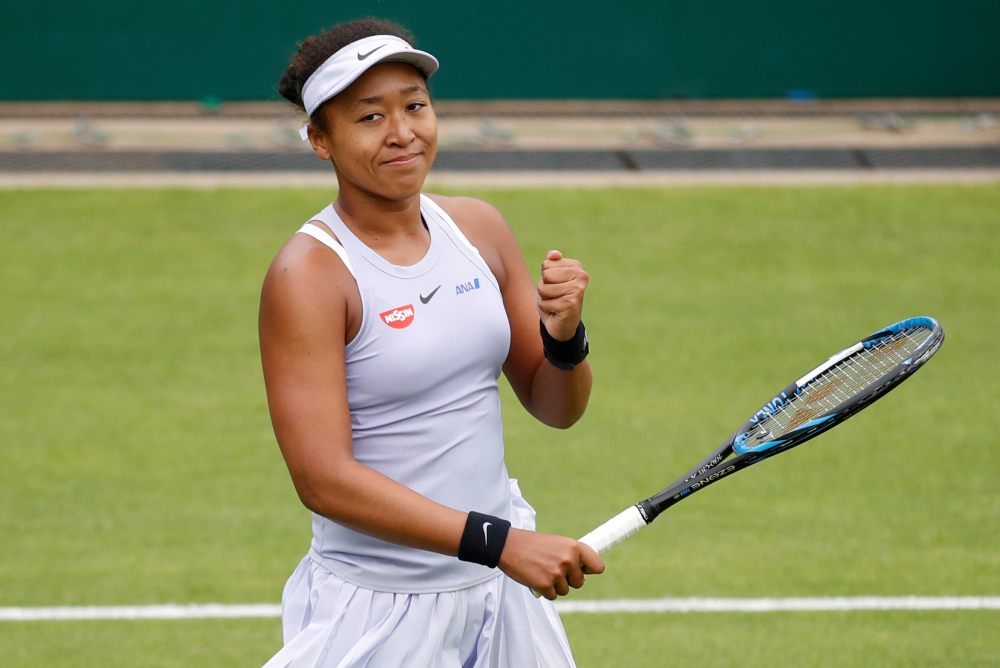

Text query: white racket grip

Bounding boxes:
[578,505,648,554]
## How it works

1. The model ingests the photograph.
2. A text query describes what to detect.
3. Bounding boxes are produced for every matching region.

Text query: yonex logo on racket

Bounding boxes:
[752,389,803,424]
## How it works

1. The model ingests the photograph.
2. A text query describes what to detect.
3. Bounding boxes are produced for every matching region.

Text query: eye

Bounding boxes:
[359,112,384,123]
[407,102,427,112]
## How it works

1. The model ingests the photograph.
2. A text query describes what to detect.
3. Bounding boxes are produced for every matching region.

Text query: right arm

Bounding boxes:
[259,237,467,555]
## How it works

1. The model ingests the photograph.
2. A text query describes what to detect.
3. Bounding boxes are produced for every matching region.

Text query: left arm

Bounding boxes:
[505,247,592,428]
[429,194,602,596]
[433,195,592,428]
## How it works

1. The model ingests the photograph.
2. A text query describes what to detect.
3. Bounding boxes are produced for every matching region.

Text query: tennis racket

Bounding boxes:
[579,316,944,554]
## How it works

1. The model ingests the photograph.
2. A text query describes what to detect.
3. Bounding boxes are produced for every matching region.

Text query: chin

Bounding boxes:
[372,176,428,202]
[384,169,432,197]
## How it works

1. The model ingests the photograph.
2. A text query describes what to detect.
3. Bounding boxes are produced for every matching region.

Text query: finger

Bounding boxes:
[543,249,563,263]
[554,576,570,597]
[539,267,585,285]
[537,282,579,303]
[579,543,606,575]
[541,265,586,285]
[567,565,586,589]
[538,283,585,302]
[540,258,584,275]
[540,586,558,601]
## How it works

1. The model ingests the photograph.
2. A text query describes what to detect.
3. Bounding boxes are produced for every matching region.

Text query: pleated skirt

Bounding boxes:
[262,481,576,668]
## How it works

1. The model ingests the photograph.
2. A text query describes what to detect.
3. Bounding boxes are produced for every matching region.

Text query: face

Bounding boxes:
[308,61,438,202]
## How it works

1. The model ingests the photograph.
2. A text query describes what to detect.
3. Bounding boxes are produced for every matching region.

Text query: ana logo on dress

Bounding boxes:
[380,304,415,329]
[455,278,480,295]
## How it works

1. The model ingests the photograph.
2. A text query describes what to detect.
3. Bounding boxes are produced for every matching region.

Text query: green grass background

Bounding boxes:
[1,185,998,666]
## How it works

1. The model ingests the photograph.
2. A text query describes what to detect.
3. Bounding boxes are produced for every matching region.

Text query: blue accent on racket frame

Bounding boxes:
[862,316,936,349]
[733,415,835,454]
[733,436,786,454]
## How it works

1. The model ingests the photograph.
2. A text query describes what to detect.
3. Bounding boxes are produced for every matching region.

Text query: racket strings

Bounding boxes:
[749,327,929,443]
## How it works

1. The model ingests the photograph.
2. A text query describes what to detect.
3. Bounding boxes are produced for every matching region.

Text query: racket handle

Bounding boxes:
[578,505,648,554]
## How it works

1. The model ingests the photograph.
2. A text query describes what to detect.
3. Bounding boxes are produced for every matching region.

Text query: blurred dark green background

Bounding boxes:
[2,1,998,101]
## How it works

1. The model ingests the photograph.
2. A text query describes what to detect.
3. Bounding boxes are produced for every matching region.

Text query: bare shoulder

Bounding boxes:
[264,233,349,297]
[426,193,511,236]
[260,230,358,338]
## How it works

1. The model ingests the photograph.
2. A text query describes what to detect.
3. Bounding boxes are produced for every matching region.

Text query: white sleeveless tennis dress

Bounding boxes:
[263,195,576,668]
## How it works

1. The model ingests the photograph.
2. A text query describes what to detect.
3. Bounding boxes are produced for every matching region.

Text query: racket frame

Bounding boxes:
[579,316,944,554]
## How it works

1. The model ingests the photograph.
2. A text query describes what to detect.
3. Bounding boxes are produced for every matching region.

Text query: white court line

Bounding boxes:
[0,604,280,622]
[556,597,1000,614]
[2,598,999,621]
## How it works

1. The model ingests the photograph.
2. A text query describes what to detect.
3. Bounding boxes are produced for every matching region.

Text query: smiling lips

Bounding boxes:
[383,153,422,167]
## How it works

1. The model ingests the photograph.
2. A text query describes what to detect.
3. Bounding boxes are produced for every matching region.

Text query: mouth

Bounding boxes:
[382,153,423,167]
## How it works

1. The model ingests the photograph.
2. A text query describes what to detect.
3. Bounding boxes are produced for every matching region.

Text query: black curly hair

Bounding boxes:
[278,18,420,131]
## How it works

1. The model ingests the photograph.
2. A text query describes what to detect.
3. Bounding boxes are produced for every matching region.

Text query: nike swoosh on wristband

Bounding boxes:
[482,521,492,545]
[419,285,441,304]
[357,45,387,61]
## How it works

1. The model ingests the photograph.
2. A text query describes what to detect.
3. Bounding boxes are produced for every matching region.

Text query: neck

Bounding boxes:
[334,186,429,265]
[334,182,425,238]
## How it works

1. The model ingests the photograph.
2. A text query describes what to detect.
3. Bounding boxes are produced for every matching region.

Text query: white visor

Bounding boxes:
[298,34,439,139]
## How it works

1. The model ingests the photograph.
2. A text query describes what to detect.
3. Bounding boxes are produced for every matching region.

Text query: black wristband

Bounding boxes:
[457,511,511,568]
[540,320,589,370]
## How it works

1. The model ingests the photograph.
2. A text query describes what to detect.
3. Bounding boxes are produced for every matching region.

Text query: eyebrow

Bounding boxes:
[354,85,428,108]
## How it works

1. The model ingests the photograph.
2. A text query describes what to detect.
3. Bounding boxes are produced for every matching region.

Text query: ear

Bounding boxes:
[307,124,334,161]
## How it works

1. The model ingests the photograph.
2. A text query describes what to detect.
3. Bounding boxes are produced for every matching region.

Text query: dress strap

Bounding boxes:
[296,223,356,278]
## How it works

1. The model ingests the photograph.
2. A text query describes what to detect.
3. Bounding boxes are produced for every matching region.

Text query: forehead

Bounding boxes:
[334,62,429,107]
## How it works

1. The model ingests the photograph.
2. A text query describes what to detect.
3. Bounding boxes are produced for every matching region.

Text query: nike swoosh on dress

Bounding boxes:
[419,285,441,304]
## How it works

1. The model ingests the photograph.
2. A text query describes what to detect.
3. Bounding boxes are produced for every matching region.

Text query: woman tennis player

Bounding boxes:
[259,17,603,667]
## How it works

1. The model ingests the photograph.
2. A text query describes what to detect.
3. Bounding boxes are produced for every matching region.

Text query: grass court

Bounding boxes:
[1,184,998,666]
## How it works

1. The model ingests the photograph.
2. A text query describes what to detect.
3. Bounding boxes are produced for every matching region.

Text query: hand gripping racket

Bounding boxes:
[579,316,944,554]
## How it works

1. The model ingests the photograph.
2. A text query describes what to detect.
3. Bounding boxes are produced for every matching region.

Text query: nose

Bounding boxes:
[386,111,415,146]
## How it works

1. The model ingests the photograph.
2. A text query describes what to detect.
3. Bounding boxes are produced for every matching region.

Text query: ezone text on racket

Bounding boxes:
[687,465,737,491]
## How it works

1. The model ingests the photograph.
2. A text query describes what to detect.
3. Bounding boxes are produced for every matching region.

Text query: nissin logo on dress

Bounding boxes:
[456,278,480,295]
[380,304,415,329]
